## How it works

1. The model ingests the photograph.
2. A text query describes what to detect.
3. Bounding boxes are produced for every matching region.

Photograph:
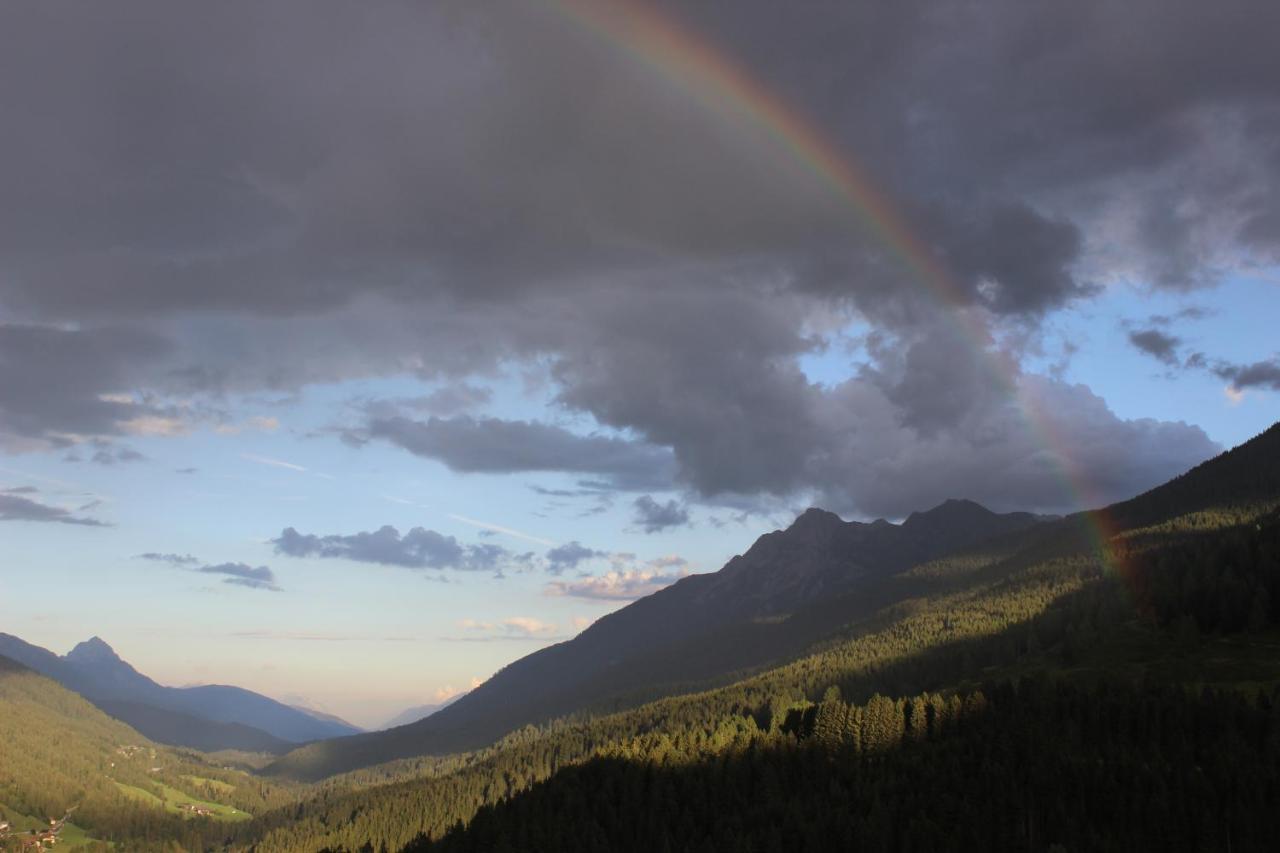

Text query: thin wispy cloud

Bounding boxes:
[447,513,556,547]
[241,453,309,473]
[136,552,200,566]
[446,617,566,642]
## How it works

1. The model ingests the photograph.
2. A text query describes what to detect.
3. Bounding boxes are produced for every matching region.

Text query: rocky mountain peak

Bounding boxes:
[65,636,121,665]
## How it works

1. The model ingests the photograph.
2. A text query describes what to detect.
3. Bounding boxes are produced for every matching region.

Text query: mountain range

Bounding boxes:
[2,422,1278,850]
[265,498,1048,777]
[0,633,361,752]
[265,424,1280,780]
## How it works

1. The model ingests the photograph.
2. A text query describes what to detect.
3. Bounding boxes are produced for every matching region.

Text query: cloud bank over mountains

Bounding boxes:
[5,0,1278,516]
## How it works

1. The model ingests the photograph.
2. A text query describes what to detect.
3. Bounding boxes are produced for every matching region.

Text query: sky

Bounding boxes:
[1,0,1278,729]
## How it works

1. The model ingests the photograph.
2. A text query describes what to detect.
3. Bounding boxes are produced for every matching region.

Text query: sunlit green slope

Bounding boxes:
[0,656,297,852]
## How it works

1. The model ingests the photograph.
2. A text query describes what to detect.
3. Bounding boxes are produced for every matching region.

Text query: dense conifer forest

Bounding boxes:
[412,679,1280,853]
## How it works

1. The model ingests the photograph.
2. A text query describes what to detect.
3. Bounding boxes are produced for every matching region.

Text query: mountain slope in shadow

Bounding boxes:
[266,499,1045,779]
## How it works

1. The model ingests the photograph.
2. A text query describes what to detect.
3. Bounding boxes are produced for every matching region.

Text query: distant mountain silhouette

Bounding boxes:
[379,695,463,730]
[288,703,362,732]
[0,634,359,750]
[267,499,1045,778]
[92,698,293,754]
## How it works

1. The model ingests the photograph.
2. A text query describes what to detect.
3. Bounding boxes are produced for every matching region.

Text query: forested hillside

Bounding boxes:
[0,656,299,851]
[235,424,1280,852]
[412,679,1280,853]
[265,500,1045,779]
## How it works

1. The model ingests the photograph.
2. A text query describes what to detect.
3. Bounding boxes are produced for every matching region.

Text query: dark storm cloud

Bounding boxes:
[0,0,1267,515]
[6,0,1277,325]
[550,287,823,497]
[0,324,172,447]
[912,202,1090,315]
[1128,329,1183,366]
[632,496,691,534]
[273,525,510,572]
[364,414,678,492]
[0,492,108,526]
[196,562,281,592]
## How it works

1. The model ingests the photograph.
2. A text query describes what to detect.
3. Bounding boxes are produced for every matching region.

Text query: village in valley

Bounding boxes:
[0,808,75,850]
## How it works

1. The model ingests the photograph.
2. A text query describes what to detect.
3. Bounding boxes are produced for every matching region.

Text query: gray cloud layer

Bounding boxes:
[363,415,678,492]
[3,0,1272,515]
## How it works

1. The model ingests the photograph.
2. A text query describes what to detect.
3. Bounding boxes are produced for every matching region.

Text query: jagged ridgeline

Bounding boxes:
[232,423,1280,852]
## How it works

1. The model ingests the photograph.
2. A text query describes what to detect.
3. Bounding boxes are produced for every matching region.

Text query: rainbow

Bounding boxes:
[549,0,1126,570]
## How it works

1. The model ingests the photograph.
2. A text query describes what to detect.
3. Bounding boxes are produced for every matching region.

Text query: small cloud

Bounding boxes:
[1147,306,1212,326]
[544,565,688,601]
[1214,358,1280,392]
[1224,385,1245,406]
[632,494,691,533]
[174,467,198,474]
[545,541,605,574]
[90,444,146,466]
[136,552,200,566]
[119,415,191,437]
[433,684,464,702]
[448,616,563,641]
[1127,329,1181,366]
[0,493,109,527]
[273,524,514,572]
[502,616,558,636]
[216,415,280,435]
[196,562,281,592]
